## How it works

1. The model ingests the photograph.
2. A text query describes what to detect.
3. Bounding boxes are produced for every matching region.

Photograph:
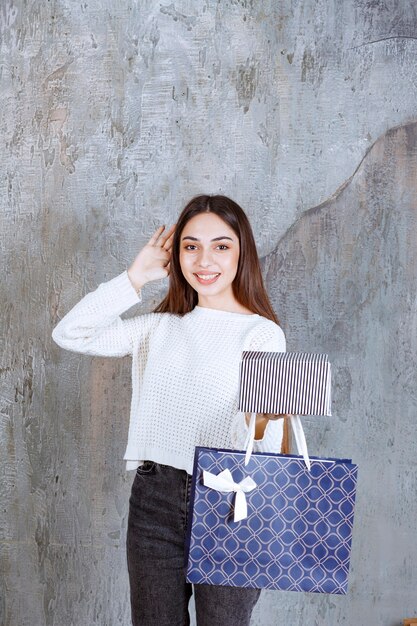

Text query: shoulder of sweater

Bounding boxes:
[252,316,284,334]
[247,317,286,351]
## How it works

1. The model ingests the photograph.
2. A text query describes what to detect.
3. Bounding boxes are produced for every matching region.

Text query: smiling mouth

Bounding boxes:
[193,273,221,283]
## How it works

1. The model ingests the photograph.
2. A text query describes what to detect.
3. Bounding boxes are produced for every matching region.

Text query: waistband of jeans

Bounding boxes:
[150,460,192,479]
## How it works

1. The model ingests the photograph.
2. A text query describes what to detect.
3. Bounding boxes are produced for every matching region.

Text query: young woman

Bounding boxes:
[52,194,289,626]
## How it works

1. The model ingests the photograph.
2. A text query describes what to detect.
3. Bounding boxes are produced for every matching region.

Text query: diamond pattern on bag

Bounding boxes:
[186,448,358,595]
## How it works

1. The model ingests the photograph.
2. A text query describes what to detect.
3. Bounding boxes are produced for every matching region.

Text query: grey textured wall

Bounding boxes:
[1,1,416,625]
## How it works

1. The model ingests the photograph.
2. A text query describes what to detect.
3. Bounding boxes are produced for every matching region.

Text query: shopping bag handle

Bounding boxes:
[244,412,311,471]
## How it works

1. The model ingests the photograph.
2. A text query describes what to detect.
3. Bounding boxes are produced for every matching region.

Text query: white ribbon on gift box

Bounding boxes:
[202,469,257,522]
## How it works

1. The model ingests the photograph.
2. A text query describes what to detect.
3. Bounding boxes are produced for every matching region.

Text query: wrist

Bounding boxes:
[244,413,268,427]
[127,269,145,294]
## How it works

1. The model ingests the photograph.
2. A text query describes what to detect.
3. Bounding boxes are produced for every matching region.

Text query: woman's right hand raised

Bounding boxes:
[127,224,176,292]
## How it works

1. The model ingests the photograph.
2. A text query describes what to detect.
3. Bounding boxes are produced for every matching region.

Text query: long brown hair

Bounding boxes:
[152,194,281,325]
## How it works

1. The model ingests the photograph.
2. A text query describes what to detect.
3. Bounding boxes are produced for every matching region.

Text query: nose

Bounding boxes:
[197,247,215,267]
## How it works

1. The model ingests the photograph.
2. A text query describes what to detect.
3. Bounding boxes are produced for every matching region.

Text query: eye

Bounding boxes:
[183,244,229,251]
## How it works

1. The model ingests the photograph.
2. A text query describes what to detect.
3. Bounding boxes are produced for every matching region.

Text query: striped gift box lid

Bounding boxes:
[238,351,332,416]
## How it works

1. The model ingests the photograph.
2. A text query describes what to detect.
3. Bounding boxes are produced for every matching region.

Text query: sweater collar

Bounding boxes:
[192,305,259,318]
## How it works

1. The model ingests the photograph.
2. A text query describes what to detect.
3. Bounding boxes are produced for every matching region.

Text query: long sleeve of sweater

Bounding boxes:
[52,270,149,357]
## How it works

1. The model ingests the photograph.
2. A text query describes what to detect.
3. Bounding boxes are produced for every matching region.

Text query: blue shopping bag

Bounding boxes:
[184,442,358,594]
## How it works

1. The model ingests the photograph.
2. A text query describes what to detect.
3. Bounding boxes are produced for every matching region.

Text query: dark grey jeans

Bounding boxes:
[126,460,262,626]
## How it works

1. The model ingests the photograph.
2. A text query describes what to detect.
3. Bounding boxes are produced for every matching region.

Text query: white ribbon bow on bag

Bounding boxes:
[203,469,257,522]
[203,412,311,523]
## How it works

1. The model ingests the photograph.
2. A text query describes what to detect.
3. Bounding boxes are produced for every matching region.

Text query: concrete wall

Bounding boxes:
[1,1,416,624]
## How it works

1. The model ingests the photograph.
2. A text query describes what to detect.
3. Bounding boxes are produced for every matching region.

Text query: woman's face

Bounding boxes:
[179,212,240,307]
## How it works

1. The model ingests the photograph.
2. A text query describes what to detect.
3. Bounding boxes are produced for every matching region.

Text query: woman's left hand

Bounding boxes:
[244,412,293,440]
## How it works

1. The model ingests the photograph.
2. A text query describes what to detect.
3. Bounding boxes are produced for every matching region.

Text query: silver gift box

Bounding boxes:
[238,351,332,416]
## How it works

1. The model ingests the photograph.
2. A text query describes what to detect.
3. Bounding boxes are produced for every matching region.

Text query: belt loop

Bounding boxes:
[186,473,192,501]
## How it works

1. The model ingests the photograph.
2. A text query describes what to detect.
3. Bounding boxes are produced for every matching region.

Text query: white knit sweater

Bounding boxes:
[51,270,286,474]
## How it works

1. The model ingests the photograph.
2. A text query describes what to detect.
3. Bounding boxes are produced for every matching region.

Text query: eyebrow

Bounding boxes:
[181,236,234,242]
